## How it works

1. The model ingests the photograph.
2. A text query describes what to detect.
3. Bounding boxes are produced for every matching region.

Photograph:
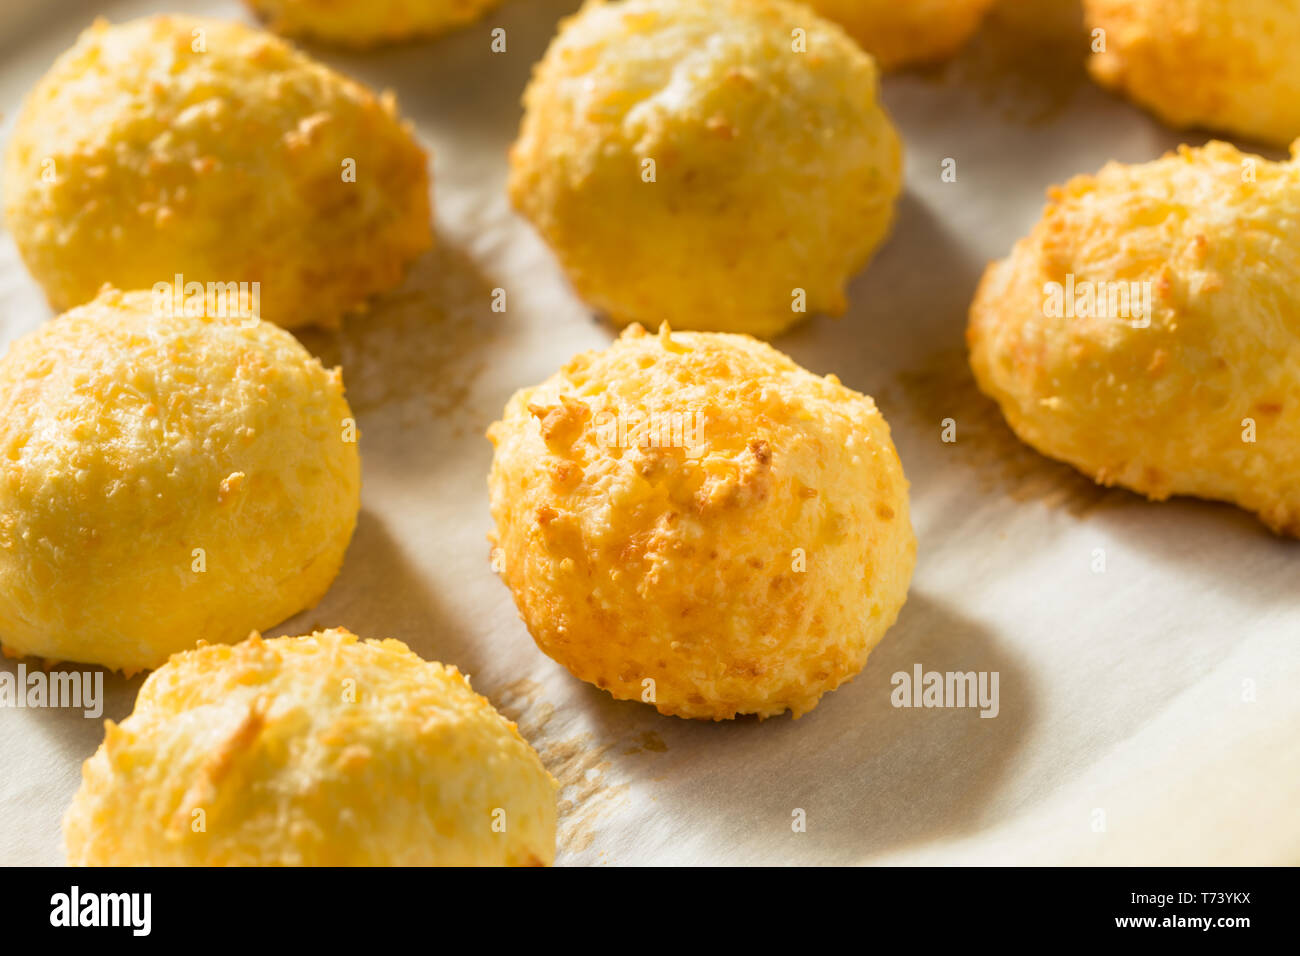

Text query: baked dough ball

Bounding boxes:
[0,287,361,671]
[793,0,996,70]
[508,0,902,338]
[1085,0,1300,146]
[969,140,1300,535]
[64,629,557,866]
[245,0,502,47]
[488,324,916,719]
[3,15,431,328]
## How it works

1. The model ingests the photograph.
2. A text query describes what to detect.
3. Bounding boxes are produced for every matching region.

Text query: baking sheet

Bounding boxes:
[1,0,1296,866]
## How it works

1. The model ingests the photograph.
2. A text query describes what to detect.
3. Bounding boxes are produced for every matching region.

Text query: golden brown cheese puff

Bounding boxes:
[968,140,1300,535]
[796,0,996,69]
[508,0,902,338]
[488,324,916,720]
[0,288,361,672]
[64,629,557,866]
[1085,0,1300,147]
[245,0,502,47]
[3,15,431,328]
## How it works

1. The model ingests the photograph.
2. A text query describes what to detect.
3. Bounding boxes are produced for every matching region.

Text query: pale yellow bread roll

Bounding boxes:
[245,0,503,47]
[488,324,916,720]
[508,0,902,337]
[3,15,431,327]
[969,140,1300,535]
[64,629,557,866]
[0,287,361,671]
[1085,0,1300,146]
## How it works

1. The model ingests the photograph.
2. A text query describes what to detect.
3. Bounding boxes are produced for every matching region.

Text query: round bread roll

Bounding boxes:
[2,15,431,328]
[488,324,916,720]
[245,0,502,47]
[969,141,1300,535]
[1085,0,1300,147]
[0,287,361,671]
[508,0,902,338]
[796,0,995,70]
[64,629,557,866]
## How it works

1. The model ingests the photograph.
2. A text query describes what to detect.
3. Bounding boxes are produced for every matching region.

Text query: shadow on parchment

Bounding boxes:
[292,0,581,161]
[271,507,490,677]
[550,591,1035,863]
[295,237,516,476]
[917,0,1090,127]
[776,189,984,418]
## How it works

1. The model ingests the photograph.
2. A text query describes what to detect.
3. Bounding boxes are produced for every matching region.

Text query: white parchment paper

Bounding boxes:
[1,0,1296,866]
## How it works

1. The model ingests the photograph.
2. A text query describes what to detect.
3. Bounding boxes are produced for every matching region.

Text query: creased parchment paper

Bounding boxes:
[1,0,1296,866]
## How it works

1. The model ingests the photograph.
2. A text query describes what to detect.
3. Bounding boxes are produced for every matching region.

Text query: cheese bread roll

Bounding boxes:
[488,324,916,720]
[0,287,361,671]
[64,629,557,866]
[1085,0,1300,146]
[508,0,902,338]
[794,0,996,70]
[3,15,431,327]
[245,0,502,47]
[969,141,1300,535]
